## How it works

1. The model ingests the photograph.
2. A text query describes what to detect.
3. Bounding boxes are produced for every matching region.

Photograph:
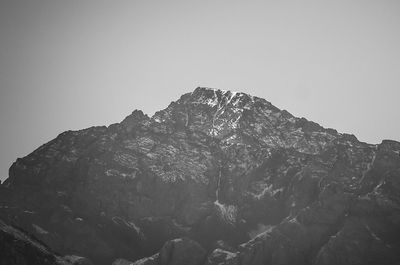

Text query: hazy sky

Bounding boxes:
[1,0,399,181]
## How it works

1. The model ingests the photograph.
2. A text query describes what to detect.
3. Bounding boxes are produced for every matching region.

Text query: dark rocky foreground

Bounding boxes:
[0,219,92,265]
[1,87,399,265]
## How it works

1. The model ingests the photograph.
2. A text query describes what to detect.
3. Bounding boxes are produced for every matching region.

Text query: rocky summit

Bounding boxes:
[1,87,400,265]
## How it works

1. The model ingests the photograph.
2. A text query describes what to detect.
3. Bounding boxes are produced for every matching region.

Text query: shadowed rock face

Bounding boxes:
[1,87,400,265]
[0,219,92,265]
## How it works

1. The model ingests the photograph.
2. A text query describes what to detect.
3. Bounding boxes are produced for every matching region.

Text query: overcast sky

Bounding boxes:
[1,0,399,181]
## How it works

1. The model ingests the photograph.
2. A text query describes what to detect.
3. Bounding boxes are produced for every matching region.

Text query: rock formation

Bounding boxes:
[1,87,399,265]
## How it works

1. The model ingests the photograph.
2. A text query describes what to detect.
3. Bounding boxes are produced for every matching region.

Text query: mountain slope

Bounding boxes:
[1,87,400,265]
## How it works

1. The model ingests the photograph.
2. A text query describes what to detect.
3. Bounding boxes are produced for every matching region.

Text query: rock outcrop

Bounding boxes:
[1,87,399,265]
[159,238,206,265]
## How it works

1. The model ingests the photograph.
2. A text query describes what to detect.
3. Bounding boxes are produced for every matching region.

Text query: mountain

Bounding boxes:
[1,87,400,265]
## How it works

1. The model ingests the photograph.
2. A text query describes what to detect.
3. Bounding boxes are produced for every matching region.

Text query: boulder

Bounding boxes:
[159,238,206,265]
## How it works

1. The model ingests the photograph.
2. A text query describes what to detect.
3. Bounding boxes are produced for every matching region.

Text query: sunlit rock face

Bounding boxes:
[1,87,400,265]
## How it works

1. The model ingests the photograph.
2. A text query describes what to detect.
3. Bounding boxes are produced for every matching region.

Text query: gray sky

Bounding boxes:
[1,0,399,181]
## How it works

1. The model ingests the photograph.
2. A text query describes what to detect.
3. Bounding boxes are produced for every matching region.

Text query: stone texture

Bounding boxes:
[205,249,239,265]
[0,219,72,265]
[112,258,134,265]
[132,254,159,265]
[63,255,93,265]
[159,238,206,265]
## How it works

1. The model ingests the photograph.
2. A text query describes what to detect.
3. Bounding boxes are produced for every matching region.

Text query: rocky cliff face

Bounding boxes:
[1,87,400,265]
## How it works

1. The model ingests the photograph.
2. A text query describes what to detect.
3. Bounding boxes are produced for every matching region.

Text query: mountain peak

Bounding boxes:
[192,86,239,96]
[152,87,284,139]
[179,87,262,109]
